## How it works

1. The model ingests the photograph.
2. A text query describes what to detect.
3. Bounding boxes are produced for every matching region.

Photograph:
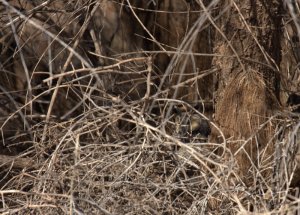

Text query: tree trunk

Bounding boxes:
[153,0,213,105]
[212,0,283,183]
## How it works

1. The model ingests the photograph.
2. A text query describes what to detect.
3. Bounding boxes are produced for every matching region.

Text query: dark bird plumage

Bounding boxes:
[287,93,300,113]
[190,115,211,138]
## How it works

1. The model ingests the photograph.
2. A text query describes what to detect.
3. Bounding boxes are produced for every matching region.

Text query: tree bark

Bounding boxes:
[212,0,283,183]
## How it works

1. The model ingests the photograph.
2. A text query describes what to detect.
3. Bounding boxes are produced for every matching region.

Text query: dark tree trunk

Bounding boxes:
[153,0,214,105]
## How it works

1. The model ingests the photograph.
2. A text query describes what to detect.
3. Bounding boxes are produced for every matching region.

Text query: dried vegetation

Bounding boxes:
[0,0,299,214]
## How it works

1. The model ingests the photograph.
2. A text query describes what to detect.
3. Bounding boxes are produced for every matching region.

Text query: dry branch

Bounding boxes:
[0,154,36,169]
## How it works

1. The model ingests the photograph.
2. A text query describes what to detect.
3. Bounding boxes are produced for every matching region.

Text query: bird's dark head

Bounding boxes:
[287,93,300,113]
[172,104,212,142]
[190,115,211,138]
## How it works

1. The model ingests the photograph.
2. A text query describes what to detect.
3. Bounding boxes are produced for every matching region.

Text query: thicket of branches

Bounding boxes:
[0,0,300,214]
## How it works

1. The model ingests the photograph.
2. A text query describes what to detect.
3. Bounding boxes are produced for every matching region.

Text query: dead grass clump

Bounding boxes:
[0,98,228,214]
[213,71,280,183]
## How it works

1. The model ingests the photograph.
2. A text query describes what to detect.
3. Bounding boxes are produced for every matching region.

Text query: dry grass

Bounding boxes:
[0,0,300,214]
